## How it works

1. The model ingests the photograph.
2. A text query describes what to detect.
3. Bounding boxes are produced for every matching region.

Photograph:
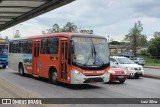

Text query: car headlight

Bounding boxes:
[127,67,134,71]
[141,67,144,71]
[108,70,115,74]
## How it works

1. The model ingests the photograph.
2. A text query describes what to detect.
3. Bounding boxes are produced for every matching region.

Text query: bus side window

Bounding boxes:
[19,42,23,53]
[23,41,27,53]
[46,38,58,54]
[13,41,18,53]
[16,41,19,53]
[9,42,12,53]
[28,41,32,54]
[41,39,46,54]
[12,41,14,53]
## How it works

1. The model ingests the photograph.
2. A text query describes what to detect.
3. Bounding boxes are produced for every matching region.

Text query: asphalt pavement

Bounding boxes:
[0,68,159,107]
[143,67,160,79]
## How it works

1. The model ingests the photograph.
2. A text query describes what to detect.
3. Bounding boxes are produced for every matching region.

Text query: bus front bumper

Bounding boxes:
[0,61,8,66]
[70,70,110,84]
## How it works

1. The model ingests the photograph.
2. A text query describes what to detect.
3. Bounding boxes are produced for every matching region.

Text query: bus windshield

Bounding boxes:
[0,40,8,54]
[72,36,109,67]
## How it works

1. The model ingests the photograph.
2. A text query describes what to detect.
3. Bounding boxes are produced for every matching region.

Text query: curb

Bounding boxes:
[144,66,160,69]
[143,74,160,80]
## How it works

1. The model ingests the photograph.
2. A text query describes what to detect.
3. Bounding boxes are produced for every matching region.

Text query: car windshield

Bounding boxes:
[72,36,109,66]
[110,61,118,68]
[116,58,134,64]
[139,58,144,60]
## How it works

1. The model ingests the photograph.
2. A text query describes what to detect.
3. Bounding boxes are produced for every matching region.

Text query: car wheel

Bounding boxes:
[49,69,58,84]
[119,80,125,83]
[135,75,140,78]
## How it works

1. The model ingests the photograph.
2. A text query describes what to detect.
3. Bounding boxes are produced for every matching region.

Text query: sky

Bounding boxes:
[1,0,160,41]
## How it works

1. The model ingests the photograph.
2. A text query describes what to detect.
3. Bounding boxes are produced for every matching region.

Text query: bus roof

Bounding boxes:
[10,32,106,41]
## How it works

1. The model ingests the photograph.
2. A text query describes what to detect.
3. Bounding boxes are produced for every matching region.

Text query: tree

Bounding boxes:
[46,28,52,34]
[109,41,120,45]
[52,24,60,33]
[42,22,94,34]
[138,35,148,47]
[41,31,46,35]
[124,21,147,56]
[14,30,21,38]
[148,32,160,58]
[61,22,78,32]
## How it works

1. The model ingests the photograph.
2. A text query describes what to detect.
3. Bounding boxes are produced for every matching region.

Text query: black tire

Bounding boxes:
[49,68,58,84]
[108,80,113,83]
[19,64,24,76]
[119,80,125,83]
[2,65,6,68]
[135,75,140,78]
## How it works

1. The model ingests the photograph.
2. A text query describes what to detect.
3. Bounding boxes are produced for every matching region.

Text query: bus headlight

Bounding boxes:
[74,69,82,76]
[74,70,80,74]
[108,70,115,74]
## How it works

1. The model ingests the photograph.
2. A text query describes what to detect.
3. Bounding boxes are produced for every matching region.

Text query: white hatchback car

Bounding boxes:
[110,56,144,78]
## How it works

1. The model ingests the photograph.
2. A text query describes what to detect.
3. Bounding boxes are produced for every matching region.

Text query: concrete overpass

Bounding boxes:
[0,0,75,31]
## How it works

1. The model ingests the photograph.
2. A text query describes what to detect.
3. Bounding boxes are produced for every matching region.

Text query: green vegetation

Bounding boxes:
[147,32,160,58]
[140,56,160,66]
[124,21,148,56]
[42,22,93,34]
[14,30,21,38]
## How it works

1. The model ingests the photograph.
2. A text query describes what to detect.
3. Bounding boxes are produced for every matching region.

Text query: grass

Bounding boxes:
[140,56,160,67]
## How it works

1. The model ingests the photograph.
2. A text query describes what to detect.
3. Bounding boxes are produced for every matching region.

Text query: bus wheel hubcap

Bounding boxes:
[52,72,57,81]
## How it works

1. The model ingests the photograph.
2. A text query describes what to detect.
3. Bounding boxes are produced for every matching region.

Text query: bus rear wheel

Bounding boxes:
[19,64,24,76]
[49,69,58,84]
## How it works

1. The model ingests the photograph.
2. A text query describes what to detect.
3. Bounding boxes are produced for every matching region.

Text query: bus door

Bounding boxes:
[60,40,69,80]
[32,41,40,75]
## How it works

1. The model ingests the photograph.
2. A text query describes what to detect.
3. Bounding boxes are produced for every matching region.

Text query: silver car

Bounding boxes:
[131,57,145,66]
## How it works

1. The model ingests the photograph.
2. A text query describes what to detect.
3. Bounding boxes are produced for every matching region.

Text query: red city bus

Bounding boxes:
[8,33,110,84]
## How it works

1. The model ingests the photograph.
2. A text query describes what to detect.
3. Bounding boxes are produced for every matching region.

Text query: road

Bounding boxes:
[144,68,160,76]
[0,68,159,107]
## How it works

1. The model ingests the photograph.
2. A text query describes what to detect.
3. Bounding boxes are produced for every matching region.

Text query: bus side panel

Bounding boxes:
[8,53,24,72]
[23,54,33,74]
[38,54,59,78]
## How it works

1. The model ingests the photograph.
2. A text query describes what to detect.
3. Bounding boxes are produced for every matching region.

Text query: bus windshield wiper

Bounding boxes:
[91,38,104,65]
[84,37,105,66]
[83,51,92,66]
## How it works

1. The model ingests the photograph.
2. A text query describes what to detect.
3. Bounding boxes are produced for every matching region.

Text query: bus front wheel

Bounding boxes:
[49,69,58,84]
[19,64,24,76]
